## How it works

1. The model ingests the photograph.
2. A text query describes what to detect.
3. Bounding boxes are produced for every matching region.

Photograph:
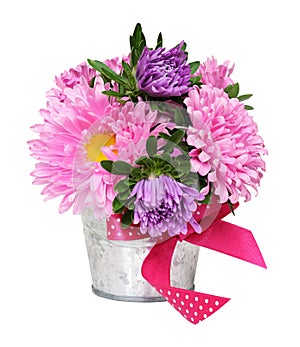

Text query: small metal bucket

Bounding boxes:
[82,209,199,302]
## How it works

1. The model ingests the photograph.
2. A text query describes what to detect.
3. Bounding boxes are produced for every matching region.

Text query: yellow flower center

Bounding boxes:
[85,133,117,162]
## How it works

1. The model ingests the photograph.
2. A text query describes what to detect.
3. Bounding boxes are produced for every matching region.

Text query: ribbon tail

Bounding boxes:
[142,237,177,286]
[187,220,267,269]
[142,238,230,324]
[154,285,230,324]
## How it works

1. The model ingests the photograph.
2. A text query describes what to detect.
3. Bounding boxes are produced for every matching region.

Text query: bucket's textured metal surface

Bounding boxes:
[82,209,199,302]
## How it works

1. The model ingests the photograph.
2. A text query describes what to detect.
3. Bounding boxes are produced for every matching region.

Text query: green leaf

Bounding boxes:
[112,197,125,213]
[100,160,114,173]
[163,129,186,154]
[182,176,198,187]
[119,83,125,94]
[224,84,232,93]
[189,61,200,74]
[131,23,142,48]
[121,60,137,90]
[140,32,146,48]
[198,175,208,190]
[114,206,126,214]
[114,179,130,193]
[87,59,130,89]
[130,34,135,51]
[135,156,148,165]
[163,143,175,154]
[172,160,180,170]
[118,190,130,201]
[89,76,96,88]
[237,94,253,102]
[158,132,171,141]
[130,167,140,178]
[130,49,138,68]
[161,153,172,163]
[173,108,192,127]
[231,83,240,98]
[184,112,192,127]
[173,172,186,179]
[122,60,131,73]
[126,198,135,210]
[121,209,134,229]
[200,194,212,205]
[155,32,163,49]
[163,143,176,154]
[170,128,185,144]
[87,58,106,72]
[176,153,190,162]
[190,75,201,85]
[123,196,136,211]
[163,164,172,172]
[146,136,157,157]
[224,86,231,94]
[244,105,254,110]
[228,83,240,98]
[127,74,137,90]
[179,161,191,173]
[102,90,125,97]
[130,23,147,67]
[141,171,149,178]
[112,161,133,175]
[228,201,236,215]
[180,41,187,52]
[145,158,154,167]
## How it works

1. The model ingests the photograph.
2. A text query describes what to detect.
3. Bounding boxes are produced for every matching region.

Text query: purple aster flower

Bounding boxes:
[135,41,191,97]
[130,174,203,237]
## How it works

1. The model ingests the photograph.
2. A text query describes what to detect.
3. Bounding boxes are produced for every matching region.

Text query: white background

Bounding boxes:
[1,0,299,345]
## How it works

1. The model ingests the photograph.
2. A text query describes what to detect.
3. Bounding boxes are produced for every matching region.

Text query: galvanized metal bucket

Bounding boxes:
[82,209,199,302]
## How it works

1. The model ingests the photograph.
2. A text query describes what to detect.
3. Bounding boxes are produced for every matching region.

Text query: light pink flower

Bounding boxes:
[46,57,130,103]
[29,62,167,218]
[55,62,98,90]
[185,85,266,203]
[104,55,130,74]
[28,72,114,216]
[195,56,234,89]
[50,62,98,102]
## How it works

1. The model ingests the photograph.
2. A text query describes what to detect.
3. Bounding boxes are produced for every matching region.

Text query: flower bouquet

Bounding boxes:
[28,23,267,324]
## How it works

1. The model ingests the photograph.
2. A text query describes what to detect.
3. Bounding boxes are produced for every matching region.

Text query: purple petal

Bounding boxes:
[131,175,201,237]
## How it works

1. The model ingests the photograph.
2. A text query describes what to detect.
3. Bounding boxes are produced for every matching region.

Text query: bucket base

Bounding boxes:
[91,284,195,303]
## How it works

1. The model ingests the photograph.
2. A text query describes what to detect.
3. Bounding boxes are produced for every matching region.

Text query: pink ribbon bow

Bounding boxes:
[108,201,266,324]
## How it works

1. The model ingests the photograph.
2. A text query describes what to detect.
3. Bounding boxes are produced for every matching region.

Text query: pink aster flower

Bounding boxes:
[29,62,167,219]
[185,85,267,203]
[28,70,114,216]
[195,56,234,89]
[46,57,130,104]
[104,55,130,74]
[55,62,98,90]
[50,62,98,102]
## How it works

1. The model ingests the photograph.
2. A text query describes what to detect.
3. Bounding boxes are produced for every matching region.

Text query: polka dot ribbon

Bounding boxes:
[107,201,266,324]
[157,285,229,323]
[107,216,148,241]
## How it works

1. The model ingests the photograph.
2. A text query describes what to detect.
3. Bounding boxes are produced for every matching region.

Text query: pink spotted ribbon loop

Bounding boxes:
[107,214,148,241]
[108,202,266,324]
